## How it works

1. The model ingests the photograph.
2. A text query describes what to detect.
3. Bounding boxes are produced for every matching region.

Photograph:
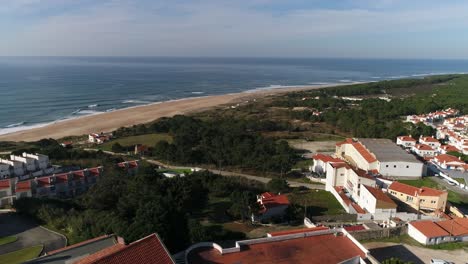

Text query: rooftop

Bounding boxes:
[188,231,367,264]
[411,218,468,238]
[389,181,446,197]
[312,154,344,163]
[359,138,422,163]
[397,136,416,142]
[362,185,397,209]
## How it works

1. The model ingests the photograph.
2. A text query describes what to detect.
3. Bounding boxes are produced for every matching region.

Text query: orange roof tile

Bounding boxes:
[312,154,344,163]
[352,142,377,163]
[0,179,10,189]
[47,235,113,255]
[362,185,397,209]
[389,182,446,197]
[414,144,434,151]
[397,136,416,142]
[268,227,329,237]
[16,180,31,192]
[434,154,465,164]
[410,221,449,237]
[436,218,468,236]
[421,137,439,143]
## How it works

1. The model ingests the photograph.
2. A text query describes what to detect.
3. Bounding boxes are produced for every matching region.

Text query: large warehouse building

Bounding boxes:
[336,138,424,178]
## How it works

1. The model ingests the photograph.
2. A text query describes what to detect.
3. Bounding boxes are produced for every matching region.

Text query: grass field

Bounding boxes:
[0,245,43,264]
[0,236,17,246]
[98,133,172,151]
[288,189,346,216]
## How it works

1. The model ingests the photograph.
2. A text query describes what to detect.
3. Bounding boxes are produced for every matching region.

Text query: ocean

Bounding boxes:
[1,57,468,136]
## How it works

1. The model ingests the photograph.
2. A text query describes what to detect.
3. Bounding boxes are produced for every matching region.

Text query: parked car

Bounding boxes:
[430,259,454,264]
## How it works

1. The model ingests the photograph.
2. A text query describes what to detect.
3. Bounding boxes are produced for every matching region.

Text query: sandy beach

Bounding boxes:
[0,83,354,142]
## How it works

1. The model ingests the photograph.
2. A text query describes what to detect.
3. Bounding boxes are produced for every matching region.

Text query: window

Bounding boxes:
[431,200,436,204]
[394,165,397,168]
[386,165,389,168]
[406,165,409,168]
[406,196,413,202]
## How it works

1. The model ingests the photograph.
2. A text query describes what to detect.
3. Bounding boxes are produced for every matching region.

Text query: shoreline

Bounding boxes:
[0,82,361,142]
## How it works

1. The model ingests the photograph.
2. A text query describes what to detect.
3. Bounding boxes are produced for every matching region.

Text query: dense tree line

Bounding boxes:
[150,115,297,173]
[14,169,265,252]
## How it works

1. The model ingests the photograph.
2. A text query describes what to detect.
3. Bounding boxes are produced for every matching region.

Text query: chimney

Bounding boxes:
[117,236,126,245]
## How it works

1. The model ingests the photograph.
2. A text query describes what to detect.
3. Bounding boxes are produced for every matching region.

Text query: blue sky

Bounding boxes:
[1,0,468,58]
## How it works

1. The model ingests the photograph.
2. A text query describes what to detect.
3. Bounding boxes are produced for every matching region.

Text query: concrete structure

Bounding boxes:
[253,192,290,222]
[388,182,447,214]
[310,154,344,175]
[412,144,437,158]
[186,228,369,264]
[408,218,468,245]
[0,153,51,179]
[419,136,441,149]
[358,185,397,215]
[325,162,376,201]
[336,138,424,178]
[396,135,416,148]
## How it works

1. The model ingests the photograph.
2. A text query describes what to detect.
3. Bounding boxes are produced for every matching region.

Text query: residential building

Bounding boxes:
[396,135,417,148]
[336,138,424,178]
[388,181,448,214]
[310,154,344,174]
[0,178,15,207]
[134,144,149,155]
[419,136,441,149]
[10,154,37,171]
[117,160,139,175]
[0,153,51,178]
[408,218,468,245]
[15,180,32,199]
[88,133,112,144]
[358,185,397,215]
[0,159,25,178]
[438,144,460,154]
[433,154,468,171]
[412,144,438,158]
[186,228,369,264]
[253,192,290,222]
[26,233,174,264]
[23,153,50,170]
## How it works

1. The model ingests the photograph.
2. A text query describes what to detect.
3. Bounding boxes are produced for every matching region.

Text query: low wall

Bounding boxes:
[349,226,407,241]
[329,186,351,213]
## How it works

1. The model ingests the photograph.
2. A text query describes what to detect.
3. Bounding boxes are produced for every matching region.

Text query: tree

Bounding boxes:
[111,142,124,153]
[267,178,289,194]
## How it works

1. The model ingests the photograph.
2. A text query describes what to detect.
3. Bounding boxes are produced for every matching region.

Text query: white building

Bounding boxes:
[0,159,25,177]
[358,185,397,215]
[310,154,344,174]
[396,135,416,148]
[419,136,441,149]
[408,219,468,245]
[412,144,437,158]
[438,144,460,154]
[336,138,424,178]
[325,162,376,201]
[22,153,49,170]
[10,155,36,172]
[432,154,468,171]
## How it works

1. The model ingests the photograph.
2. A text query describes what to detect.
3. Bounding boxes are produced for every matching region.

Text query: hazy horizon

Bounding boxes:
[2,1,468,59]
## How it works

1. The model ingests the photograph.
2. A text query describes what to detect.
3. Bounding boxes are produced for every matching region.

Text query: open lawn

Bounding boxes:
[98,133,172,151]
[0,245,43,264]
[0,236,17,246]
[288,189,345,216]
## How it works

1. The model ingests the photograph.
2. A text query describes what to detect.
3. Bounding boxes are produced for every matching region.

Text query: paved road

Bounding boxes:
[0,212,66,255]
[365,242,468,264]
[143,158,325,190]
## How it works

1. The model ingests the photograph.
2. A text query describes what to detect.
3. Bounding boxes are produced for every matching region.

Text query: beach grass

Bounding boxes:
[0,245,43,264]
[0,236,17,246]
[98,133,172,151]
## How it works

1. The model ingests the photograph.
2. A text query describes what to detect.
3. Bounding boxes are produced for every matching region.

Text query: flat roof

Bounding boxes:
[188,233,366,264]
[358,138,422,163]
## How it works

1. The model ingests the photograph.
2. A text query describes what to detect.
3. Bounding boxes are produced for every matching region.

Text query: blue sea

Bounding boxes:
[1,57,468,136]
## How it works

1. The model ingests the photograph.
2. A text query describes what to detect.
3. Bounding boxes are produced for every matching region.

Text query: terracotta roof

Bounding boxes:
[47,235,113,255]
[397,136,416,142]
[312,154,344,163]
[16,180,31,192]
[436,218,468,236]
[439,145,460,152]
[330,162,352,170]
[188,233,366,264]
[421,137,439,143]
[268,227,329,237]
[0,179,10,189]
[434,154,465,164]
[414,144,434,151]
[88,167,101,176]
[351,203,366,214]
[36,177,52,188]
[389,181,446,197]
[344,225,366,232]
[351,141,377,163]
[362,185,397,209]
[55,173,69,184]
[259,193,290,213]
[410,221,449,237]
[76,233,174,264]
[335,138,353,147]
[335,187,351,206]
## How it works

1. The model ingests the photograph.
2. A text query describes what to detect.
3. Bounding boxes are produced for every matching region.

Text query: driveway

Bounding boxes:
[365,242,468,264]
[0,212,66,255]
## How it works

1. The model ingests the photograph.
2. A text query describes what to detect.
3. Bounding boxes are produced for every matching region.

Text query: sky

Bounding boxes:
[1,0,468,58]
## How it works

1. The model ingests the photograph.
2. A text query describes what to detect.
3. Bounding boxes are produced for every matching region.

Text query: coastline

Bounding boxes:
[0,82,360,142]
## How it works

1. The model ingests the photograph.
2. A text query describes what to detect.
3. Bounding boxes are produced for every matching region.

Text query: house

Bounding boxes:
[253,192,290,222]
[134,144,149,155]
[433,154,467,171]
[388,181,447,214]
[186,228,369,264]
[438,144,460,154]
[412,144,438,158]
[0,159,25,177]
[0,163,11,179]
[358,185,397,215]
[60,141,73,148]
[23,153,50,170]
[408,218,468,245]
[0,178,15,207]
[310,154,344,174]
[26,233,175,264]
[35,176,54,197]
[336,138,424,178]
[117,160,139,175]
[10,154,37,172]
[396,135,417,148]
[0,153,51,178]
[88,133,112,144]
[15,180,32,199]
[419,136,441,149]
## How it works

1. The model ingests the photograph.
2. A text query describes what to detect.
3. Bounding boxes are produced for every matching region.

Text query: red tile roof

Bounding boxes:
[421,137,439,143]
[336,138,353,147]
[259,193,290,213]
[188,233,367,264]
[436,218,468,236]
[434,154,465,164]
[397,136,416,142]
[344,225,366,232]
[88,167,101,176]
[410,221,449,237]
[362,185,397,209]
[268,226,329,237]
[76,233,174,264]
[389,181,446,197]
[36,177,52,188]
[351,203,366,214]
[0,179,10,189]
[414,144,434,151]
[351,141,377,163]
[312,154,344,163]
[55,173,69,184]
[16,180,31,192]
[330,162,351,169]
[439,145,460,152]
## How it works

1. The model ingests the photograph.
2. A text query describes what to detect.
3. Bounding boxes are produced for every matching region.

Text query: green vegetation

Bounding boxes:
[0,245,43,264]
[98,133,172,152]
[267,178,290,193]
[361,234,468,250]
[382,258,414,264]
[292,159,313,170]
[0,236,17,246]
[288,189,346,217]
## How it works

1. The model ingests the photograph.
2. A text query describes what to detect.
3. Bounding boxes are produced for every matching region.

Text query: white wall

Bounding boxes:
[379,161,423,178]
[358,186,377,214]
[408,223,429,245]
